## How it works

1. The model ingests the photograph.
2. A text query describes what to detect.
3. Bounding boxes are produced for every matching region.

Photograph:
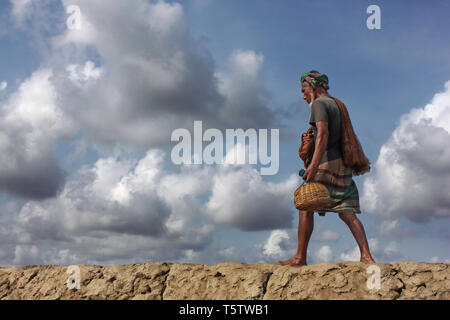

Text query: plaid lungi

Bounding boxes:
[310,158,361,216]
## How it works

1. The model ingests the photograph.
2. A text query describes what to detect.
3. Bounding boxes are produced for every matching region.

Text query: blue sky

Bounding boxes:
[0,0,449,266]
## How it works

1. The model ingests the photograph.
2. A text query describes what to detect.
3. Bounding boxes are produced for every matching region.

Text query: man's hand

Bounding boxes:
[303,163,318,182]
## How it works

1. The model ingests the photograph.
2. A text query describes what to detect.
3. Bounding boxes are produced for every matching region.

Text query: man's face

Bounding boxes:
[301,82,314,104]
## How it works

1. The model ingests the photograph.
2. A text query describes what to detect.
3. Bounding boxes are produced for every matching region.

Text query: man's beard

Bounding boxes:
[309,91,315,109]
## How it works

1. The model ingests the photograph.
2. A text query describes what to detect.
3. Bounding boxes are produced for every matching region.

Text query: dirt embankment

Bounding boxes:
[0,261,448,300]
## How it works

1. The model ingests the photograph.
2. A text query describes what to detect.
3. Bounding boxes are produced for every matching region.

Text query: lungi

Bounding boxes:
[310,157,361,216]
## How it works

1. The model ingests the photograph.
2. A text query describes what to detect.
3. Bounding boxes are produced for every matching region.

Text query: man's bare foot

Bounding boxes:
[360,254,375,263]
[277,256,307,266]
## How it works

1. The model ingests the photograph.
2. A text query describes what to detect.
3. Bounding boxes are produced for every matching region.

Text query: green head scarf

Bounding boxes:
[301,71,330,90]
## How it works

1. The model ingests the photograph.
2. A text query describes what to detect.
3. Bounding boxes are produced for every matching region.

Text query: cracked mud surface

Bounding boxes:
[0,261,448,300]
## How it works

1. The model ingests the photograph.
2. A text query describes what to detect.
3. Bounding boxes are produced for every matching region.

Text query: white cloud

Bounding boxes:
[13,244,39,265]
[50,0,280,150]
[310,222,342,242]
[430,256,440,263]
[362,81,450,223]
[182,249,201,263]
[0,148,297,265]
[0,81,7,91]
[1,150,212,265]
[429,256,450,263]
[10,0,60,57]
[218,50,264,85]
[378,219,415,239]
[340,238,380,262]
[262,230,290,258]
[216,50,275,129]
[383,241,403,263]
[260,228,342,264]
[315,245,333,263]
[10,0,32,25]
[2,69,73,140]
[217,247,240,262]
[17,150,172,238]
[339,238,404,264]
[205,168,298,230]
[0,69,77,198]
[312,229,341,242]
[340,244,360,262]
[379,219,400,235]
[66,61,103,86]
[2,0,285,196]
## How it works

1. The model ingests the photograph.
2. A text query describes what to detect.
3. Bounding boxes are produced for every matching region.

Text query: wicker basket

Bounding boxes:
[294,181,331,211]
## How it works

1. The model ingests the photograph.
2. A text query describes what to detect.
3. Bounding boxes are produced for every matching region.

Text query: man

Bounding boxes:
[278,71,375,266]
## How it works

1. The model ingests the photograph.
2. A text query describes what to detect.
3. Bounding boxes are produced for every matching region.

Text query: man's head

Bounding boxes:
[300,70,330,105]
[301,81,315,105]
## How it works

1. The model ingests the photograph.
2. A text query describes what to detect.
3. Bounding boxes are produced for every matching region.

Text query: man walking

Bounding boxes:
[278,71,375,266]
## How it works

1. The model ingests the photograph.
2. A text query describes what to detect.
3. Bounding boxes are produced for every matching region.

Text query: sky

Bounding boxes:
[0,0,449,267]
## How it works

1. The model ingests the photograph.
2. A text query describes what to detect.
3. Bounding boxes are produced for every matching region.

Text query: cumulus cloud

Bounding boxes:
[381,241,404,263]
[262,230,290,258]
[0,0,299,266]
[311,223,342,242]
[1,0,287,200]
[258,227,342,264]
[0,149,299,265]
[205,168,298,231]
[362,81,450,223]
[49,0,281,150]
[314,230,341,242]
[9,0,64,58]
[378,219,416,239]
[429,256,450,263]
[12,244,39,265]
[340,242,365,262]
[0,69,77,198]
[66,61,102,86]
[1,150,213,265]
[10,0,32,25]
[216,50,276,129]
[314,245,333,263]
[17,150,175,239]
[339,238,404,264]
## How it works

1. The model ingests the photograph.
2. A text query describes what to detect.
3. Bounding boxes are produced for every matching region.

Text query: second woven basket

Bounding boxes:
[294,181,331,211]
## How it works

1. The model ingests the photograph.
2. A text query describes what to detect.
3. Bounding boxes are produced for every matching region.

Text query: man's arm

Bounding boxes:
[304,121,328,182]
[311,121,329,167]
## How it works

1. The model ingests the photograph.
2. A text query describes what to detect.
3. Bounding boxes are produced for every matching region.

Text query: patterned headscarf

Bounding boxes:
[301,71,330,90]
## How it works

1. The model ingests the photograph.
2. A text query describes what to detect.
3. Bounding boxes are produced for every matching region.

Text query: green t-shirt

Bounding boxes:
[309,95,342,164]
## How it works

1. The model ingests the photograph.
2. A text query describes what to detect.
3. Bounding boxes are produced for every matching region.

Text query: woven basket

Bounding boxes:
[294,182,331,211]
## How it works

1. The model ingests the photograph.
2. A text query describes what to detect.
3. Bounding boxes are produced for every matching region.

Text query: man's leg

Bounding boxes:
[278,210,314,266]
[338,213,375,263]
